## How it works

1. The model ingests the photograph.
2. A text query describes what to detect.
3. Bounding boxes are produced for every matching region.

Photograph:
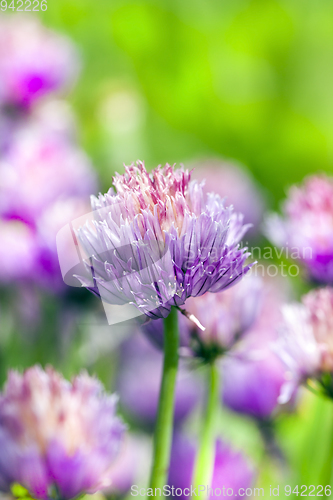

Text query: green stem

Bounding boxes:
[320,402,333,486]
[149,307,179,491]
[193,362,220,498]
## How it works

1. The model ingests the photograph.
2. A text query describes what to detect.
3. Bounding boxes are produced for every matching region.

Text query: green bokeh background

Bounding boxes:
[41,0,333,205]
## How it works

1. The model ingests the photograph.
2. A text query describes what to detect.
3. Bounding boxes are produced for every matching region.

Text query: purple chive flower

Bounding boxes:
[143,274,262,359]
[303,287,333,372]
[117,332,201,427]
[277,287,333,402]
[265,175,333,284]
[168,433,254,500]
[276,303,321,404]
[75,162,252,319]
[189,158,265,239]
[0,117,97,288]
[0,366,125,500]
[222,353,287,420]
[0,15,79,109]
[222,274,292,419]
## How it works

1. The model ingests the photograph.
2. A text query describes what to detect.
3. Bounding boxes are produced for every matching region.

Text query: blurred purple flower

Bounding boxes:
[0,366,125,500]
[222,273,292,419]
[168,433,254,499]
[143,274,262,360]
[190,158,265,239]
[276,287,333,402]
[0,123,96,226]
[210,441,254,499]
[184,274,262,356]
[0,116,97,288]
[276,303,321,404]
[117,332,201,427]
[0,220,37,283]
[222,354,286,420]
[303,287,333,372]
[0,15,79,109]
[75,162,252,319]
[265,175,333,284]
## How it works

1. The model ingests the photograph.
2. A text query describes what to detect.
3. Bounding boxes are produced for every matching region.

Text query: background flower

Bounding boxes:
[0,366,125,500]
[0,114,97,290]
[265,175,333,284]
[168,433,254,499]
[275,304,321,403]
[303,287,333,372]
[143,273,262,360]
[0,123,95,225]
[276,287,333,401]
[0,15,79,109]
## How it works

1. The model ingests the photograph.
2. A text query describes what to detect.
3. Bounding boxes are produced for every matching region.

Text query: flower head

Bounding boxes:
[275,303,322,403]
[302,287,333,373]
[265,175,333,284]
[75,162,252,319]
[0,15,79,108]
[0,366,125,499]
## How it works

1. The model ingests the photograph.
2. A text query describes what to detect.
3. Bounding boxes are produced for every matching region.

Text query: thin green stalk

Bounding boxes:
[149,306,179,492]
[193,362,220,498]
[320,403,333,486]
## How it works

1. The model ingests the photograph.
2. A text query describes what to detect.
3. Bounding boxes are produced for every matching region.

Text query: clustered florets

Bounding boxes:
[266,175,333,284]
[0,366,125,499]
[76,161,252,319]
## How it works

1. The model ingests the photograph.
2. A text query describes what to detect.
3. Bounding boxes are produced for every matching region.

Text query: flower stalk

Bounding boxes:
[193,361,220,498]
[149,306,180,491]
